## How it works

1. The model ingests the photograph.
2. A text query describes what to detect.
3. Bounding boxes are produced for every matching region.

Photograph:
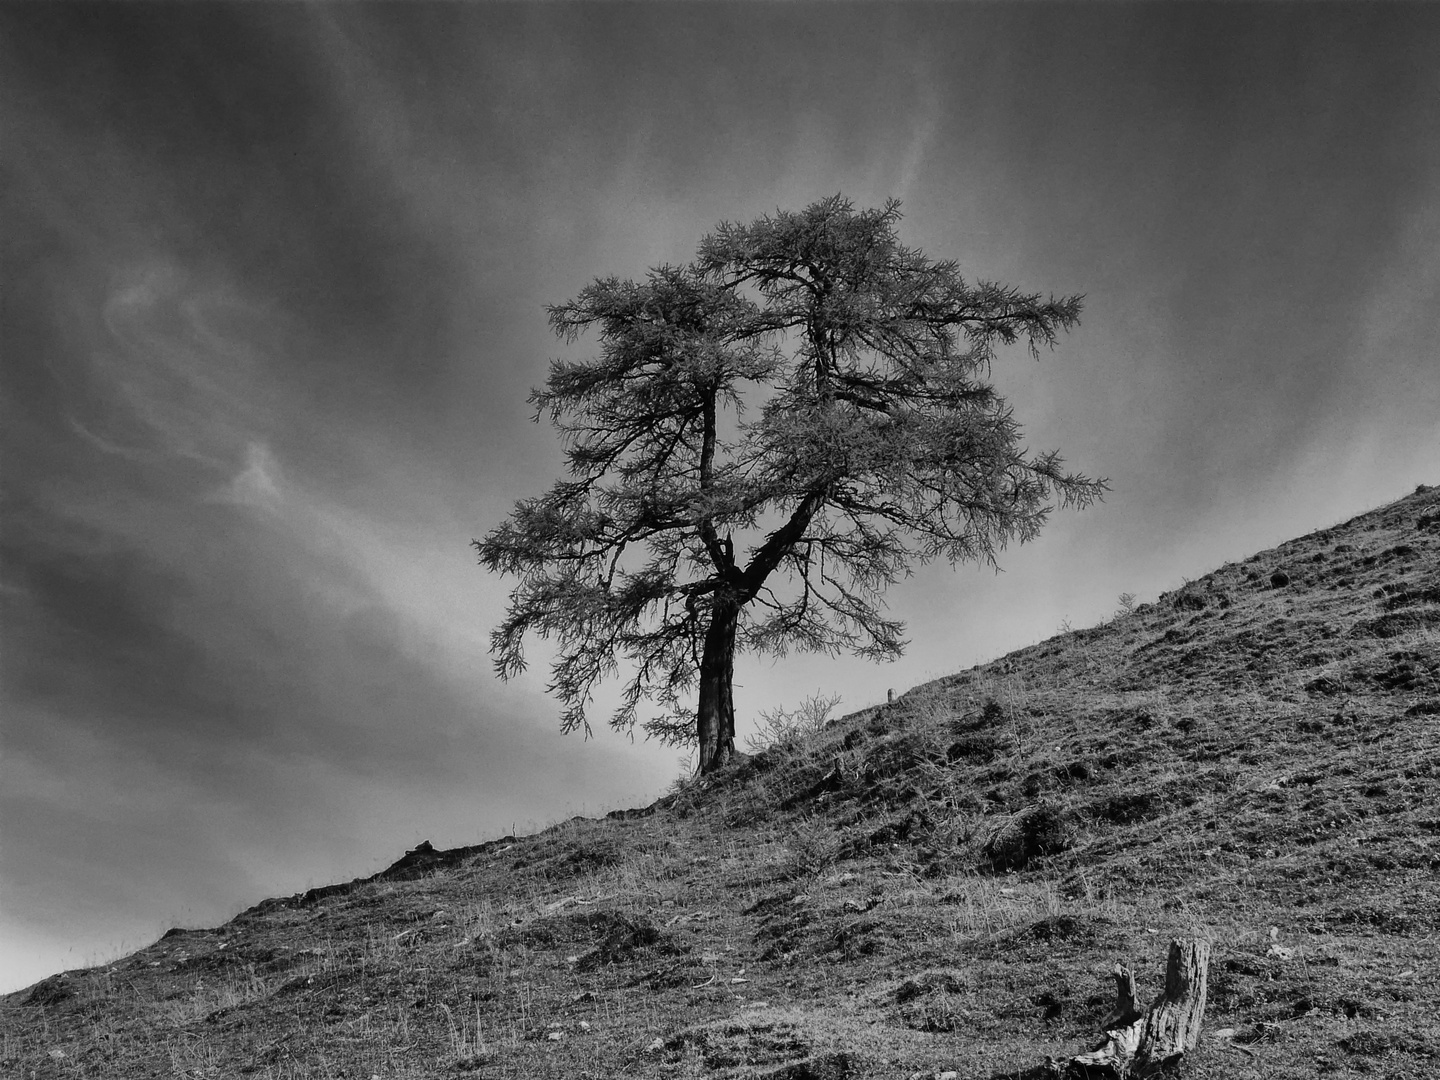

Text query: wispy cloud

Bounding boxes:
[891,71,941,204]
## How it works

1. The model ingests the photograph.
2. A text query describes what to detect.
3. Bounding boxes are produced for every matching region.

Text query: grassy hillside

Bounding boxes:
[5,485,1438,1079]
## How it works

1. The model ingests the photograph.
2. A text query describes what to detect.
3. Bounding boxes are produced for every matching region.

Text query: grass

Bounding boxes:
[3,483,1438,1078]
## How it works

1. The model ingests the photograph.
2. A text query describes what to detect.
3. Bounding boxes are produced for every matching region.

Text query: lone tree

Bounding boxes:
[477,197,1104,774]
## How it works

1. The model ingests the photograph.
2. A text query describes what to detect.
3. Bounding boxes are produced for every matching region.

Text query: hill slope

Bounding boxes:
[5,485,1438,1079]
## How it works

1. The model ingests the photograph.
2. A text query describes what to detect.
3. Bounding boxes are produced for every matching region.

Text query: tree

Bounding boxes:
[476,196,1105,774]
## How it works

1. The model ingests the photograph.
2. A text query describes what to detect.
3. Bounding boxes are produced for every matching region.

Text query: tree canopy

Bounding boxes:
[476,196,1105,773]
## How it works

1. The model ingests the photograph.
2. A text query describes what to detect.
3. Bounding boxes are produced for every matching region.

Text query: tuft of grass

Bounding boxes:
[780,819,844,883]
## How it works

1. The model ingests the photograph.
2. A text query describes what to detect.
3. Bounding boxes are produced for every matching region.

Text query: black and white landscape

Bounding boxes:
[2,2,1437,1017]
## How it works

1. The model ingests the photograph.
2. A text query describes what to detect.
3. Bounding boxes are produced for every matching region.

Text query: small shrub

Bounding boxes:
[1116,592,1138,616]
[782,819,843,881]
[1172,587,1207,611]
[1271,569,1291,588]
[745,692,842,754]
[982,803,1072,870]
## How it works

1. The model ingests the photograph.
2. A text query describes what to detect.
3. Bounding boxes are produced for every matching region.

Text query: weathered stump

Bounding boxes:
[1063,938,1210,1077]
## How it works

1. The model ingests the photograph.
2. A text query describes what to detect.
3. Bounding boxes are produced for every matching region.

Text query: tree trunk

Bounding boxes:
[696,596,738,774]
[1065,938,1210,1077]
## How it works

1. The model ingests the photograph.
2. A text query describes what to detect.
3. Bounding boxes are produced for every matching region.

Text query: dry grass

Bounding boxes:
[3,484,1438,1078]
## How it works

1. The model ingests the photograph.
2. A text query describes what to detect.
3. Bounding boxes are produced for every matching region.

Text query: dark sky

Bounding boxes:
[2,4,1437,990]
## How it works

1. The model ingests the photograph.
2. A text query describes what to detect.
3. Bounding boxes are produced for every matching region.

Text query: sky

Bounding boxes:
[2,3,1438,993]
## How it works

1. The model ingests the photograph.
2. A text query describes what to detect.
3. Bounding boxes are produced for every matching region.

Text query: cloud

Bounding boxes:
[221,442,285,511]
[0,154,674,987]
[90,260,276,468]
[891,67,941,204]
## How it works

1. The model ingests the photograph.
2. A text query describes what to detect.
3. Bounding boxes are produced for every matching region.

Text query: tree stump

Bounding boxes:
[1063,938,1210,1077]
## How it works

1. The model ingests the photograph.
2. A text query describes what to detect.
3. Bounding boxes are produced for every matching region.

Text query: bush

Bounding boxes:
[982,803,1072,870]
[782,819,843,881]
[745,692,842,754]
[1172,587,1207,611]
